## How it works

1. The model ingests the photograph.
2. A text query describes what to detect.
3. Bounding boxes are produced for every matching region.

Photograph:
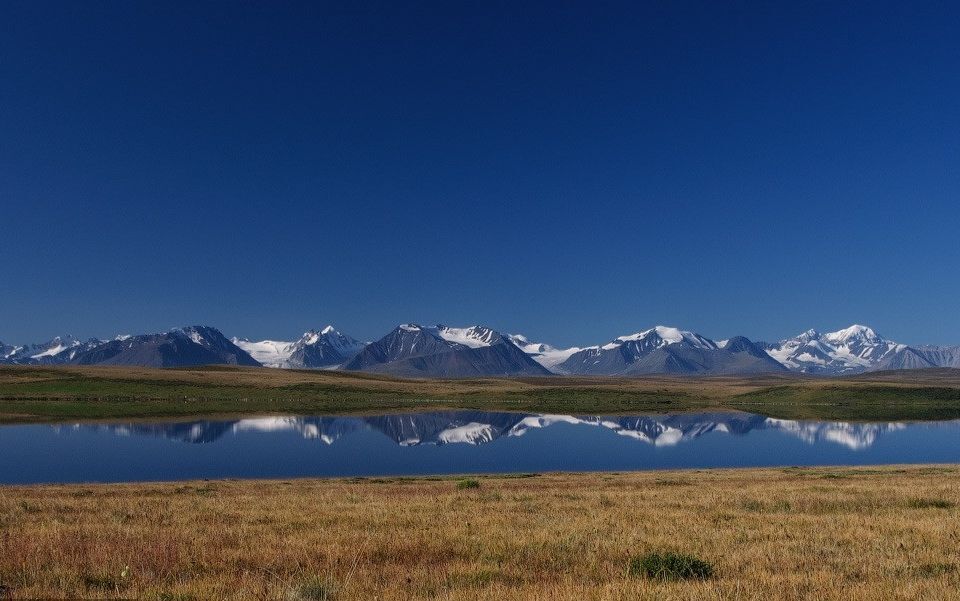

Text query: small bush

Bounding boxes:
[907,498,954,509]
[629,552,714,581]
[457,479,480,490]
[287,576,336,601]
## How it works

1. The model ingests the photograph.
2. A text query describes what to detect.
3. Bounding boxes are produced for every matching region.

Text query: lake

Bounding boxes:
[1,410,959,484]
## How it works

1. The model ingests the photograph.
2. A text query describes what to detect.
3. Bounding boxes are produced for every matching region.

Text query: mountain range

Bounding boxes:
[3,322,960,377]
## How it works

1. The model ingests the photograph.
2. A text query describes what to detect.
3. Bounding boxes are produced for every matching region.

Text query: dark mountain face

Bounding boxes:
[873,347,938,371]
[912,346,960,369]
[558,327,785,376]
[343,324,552,377]
[287,328,366,368]
[69,326,259,368]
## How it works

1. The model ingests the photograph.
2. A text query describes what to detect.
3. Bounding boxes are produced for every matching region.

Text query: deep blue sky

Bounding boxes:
[2,1,960,347]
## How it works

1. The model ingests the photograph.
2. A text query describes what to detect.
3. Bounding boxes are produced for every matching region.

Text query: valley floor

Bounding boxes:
[2,365,960,422]
[0,466,958,600]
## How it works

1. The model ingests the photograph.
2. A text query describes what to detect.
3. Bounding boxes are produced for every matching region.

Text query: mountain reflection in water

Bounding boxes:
[61,410,910,451]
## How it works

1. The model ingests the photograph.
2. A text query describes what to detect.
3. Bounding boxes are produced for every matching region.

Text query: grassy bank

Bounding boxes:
[2,365,960,422]
[0,466,958,599]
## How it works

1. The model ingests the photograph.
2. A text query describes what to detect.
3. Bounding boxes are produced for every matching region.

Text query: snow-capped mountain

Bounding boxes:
[764,325,913,374]
[233,326,365,369]
[343,324,551,377]
[68,326,260,368]
[555,326,785,375]
[1,335,103,365]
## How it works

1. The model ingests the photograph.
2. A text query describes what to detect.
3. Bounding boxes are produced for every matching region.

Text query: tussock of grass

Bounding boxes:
[654,478,692,486]
[914,563,956,578]
[629,551,714,581]
[907,497,955,509]
[82,573,121,592]
[286,576,337,601]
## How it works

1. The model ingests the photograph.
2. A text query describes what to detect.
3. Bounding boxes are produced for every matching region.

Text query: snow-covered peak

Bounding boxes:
[822,324,881,344]
[29,335,81,359]
[436,325,497,348]
[320,325,336,335]
[767,324,904,374]
[398,324,422,332]
[603,325,716,351]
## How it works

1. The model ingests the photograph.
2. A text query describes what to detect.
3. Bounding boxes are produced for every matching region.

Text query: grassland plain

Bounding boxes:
[0,466,959,599]
[2,365,960,422]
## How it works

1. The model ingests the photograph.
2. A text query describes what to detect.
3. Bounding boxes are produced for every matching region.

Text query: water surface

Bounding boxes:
[1,410,958,484]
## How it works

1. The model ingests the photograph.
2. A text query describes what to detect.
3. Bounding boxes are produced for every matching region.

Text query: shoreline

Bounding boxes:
[2,462,958,488]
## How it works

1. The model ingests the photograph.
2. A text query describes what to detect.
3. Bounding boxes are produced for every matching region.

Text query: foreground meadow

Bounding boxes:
[1,466,958,599]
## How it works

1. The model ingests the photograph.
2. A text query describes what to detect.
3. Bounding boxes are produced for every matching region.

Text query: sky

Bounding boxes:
[2,1,960,348]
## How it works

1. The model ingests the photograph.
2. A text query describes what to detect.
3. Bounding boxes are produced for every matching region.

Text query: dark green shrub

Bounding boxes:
[629,551,714,581]
[456,479,480,490]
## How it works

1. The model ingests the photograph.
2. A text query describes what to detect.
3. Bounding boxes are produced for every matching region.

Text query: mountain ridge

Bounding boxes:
[4,322,960,377]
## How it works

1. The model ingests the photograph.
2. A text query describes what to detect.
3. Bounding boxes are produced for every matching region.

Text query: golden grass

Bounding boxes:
[0,363,774,396]
[1,466,959,599]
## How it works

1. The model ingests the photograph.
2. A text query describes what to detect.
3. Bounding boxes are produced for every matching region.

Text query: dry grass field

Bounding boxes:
[1,466,959,600]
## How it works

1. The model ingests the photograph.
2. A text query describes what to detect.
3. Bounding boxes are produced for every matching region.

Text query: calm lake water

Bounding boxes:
[1,410,959,484]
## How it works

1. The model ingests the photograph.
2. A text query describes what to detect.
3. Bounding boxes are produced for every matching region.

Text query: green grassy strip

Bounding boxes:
[2,376,960,422]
